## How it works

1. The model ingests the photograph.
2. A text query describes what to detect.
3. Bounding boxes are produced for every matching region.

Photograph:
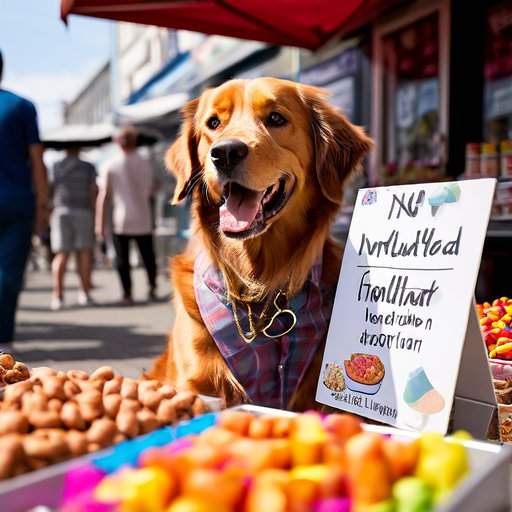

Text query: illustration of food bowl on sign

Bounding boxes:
[343,353,385,394]
[323,362,346,392]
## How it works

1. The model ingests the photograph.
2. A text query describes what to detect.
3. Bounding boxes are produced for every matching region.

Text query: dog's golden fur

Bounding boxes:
[150,77,372,410]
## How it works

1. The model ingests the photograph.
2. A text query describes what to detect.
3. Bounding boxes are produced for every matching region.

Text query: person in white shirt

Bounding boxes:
[95,126,158,305]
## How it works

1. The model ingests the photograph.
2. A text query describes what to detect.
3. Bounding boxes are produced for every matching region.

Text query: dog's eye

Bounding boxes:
[267,111,287,127]
[206,115,221,130]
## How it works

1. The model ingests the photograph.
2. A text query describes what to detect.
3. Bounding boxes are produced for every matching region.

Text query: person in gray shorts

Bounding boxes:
[50,147,97,310]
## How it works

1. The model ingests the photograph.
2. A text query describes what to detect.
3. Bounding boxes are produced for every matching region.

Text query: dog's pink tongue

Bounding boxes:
[219,185,264,233]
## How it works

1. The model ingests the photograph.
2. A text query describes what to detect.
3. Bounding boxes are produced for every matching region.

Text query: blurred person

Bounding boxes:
[49,146,97,310]
[96,126,158,305]
[0,50,48,344]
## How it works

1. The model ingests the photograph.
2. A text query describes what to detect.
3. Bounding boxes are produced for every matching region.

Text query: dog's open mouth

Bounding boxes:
[219,176,293,238]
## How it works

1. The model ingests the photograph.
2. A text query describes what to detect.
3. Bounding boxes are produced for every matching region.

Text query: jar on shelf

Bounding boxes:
[501,140,512,178]
[481,143,499,178]
[497,181,512,216]
[464,142,481,177]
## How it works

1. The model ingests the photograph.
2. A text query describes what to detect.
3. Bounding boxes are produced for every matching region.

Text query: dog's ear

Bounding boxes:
[301,85,373,205]
[166,98,200,204]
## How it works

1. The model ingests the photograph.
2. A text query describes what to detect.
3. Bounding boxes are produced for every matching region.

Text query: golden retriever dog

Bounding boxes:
[149,77,372,410]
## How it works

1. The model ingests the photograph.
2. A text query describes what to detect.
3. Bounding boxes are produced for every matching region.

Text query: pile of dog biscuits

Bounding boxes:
[0,366,208,479]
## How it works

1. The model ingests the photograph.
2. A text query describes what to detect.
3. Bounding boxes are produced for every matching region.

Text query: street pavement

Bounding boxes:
[10,266,173,378]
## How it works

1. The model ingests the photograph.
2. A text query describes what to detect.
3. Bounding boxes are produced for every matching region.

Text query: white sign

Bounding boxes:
[316,179,496,433]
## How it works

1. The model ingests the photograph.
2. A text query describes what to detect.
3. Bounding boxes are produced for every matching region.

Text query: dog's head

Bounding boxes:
[167,77,372,242]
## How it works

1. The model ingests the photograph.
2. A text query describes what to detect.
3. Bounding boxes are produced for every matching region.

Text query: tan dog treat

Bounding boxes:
[139,389,163,411]
[116,410,139,438]
[103,376,123,396]
[169,391,197,413]
[87,417,118,446]
[90,366,115,382]
[21,391,48,413]
[119,398,141,413]
[0,353,15,370]
[191,397,209,417]
[159,384,177,399]
[64,379,81,399]
[42,376,66,400]
[3,380,34,406]
[138,380,160,394]
[103,394,122,418]
[32,367,57,378]
[67,369,89,381]
[48,398,64,413]
[12,362,30,380]
[113,433,127,444]
[137,408,160,434]
[66,430,88,456]
[156,400,177,425]
[0,435,24,479]
[77,389,102,405]
[61,401,86,430]
[26,457,49,471]
[120,378,139,400]
[24,429,68,460]
[79,379,104,393]
[88,442,102,453]
[0,411,29,435]
[28,410,62,429]
[79,403,103,423]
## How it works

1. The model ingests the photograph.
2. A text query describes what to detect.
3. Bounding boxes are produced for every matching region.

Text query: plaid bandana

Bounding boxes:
[194,251,335,409]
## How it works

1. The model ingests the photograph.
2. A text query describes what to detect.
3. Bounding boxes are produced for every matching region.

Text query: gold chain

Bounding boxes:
[229,290,297,343]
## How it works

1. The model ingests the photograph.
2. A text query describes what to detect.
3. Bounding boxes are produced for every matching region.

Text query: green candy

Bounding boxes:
[359,499,396,512]
[393,477,433,512]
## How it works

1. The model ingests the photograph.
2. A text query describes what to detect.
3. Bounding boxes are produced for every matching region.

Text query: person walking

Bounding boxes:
[96,126,158,305]
[0,50,48,344]
[49,146,97,310]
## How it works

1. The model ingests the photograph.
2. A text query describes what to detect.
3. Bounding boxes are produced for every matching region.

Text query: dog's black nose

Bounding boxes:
[210,139,249,174]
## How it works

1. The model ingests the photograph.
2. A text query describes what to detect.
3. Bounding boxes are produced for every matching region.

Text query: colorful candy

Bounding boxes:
[476,297,512,359]
[79,411,470,512]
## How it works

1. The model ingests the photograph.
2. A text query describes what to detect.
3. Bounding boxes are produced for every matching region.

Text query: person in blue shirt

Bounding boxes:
[0,50,48,345]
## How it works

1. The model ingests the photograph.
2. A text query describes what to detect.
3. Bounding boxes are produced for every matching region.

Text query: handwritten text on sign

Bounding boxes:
[316,180,495,432]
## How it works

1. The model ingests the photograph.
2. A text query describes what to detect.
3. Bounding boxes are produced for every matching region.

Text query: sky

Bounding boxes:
[0,0,112,132]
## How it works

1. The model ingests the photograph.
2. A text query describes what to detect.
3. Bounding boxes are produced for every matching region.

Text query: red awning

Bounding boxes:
[61,0,396,50]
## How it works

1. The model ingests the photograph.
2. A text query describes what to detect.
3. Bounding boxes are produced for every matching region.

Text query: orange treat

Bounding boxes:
[182,467,245,509]
[286,478,319,512]
[272,417,295,438]
[248,416,274,439]
[217,411,253,436]
[196,426,238,447]
[323,437,347,470]
[382,439,420,481]
[345,432,392,507]
[323,414,362,442]
[245,469,289,512]
[167,496,230,512]
[290,414,327,466]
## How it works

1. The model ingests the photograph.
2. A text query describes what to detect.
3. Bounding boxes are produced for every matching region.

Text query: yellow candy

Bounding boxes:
[95,467,173,512]
[290,464,329,483]
[416,434,468,503]
[167,497,229,512]
[496,342,512,354]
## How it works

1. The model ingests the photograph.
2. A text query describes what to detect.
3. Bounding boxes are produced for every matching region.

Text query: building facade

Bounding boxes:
[63,61,111,125]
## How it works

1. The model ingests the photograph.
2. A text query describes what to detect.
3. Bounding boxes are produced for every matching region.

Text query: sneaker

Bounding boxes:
[50,296,64,311]
[120,296,135,307]
[77,291,95,307]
